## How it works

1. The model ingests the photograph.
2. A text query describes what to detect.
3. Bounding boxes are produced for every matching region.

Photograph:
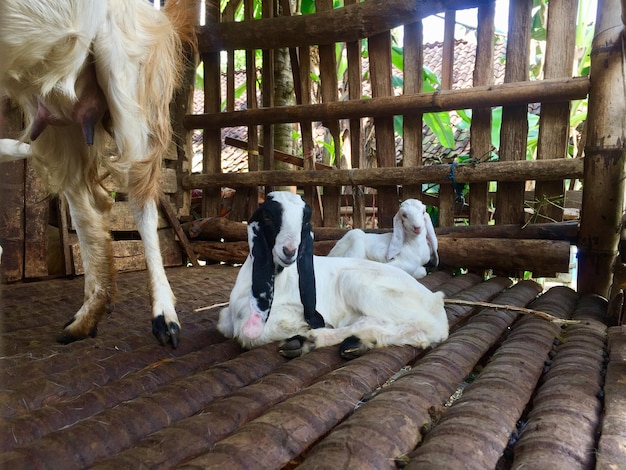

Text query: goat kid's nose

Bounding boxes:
[283,246,297,258]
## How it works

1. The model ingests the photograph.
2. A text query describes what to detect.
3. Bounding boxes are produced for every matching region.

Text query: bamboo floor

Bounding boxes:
[1,264,624,469]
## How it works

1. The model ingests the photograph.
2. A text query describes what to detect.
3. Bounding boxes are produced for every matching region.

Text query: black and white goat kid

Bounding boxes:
[218,192,449,359]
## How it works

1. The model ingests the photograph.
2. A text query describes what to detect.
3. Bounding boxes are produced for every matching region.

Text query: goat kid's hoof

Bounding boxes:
[152,315,181,348]
[339,335,369,359]
[57,318,98,344]
[279,335,315,358]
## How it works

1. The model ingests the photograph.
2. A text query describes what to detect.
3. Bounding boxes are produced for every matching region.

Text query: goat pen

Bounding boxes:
[1,0,625,468]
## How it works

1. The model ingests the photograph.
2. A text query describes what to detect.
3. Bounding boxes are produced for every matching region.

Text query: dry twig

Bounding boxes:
[444,298,580,324]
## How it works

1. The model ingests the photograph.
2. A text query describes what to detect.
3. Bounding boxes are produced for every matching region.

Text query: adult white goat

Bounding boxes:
[0,0,197,347]
[218,191,449,359]
[328,198,439,279]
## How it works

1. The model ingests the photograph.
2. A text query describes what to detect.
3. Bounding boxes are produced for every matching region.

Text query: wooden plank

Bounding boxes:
[345,0,365,229]
[437,11,457,228]
[401,20,424,201]
[368,30,397,228]
[101,168,178,195]
[316,0,340,227]
[533,0,578,223]
[70,229,182,275]
[201,0,222,218]
[196,0,493,52]
[469,1,496,225]
[495,0,532,226]
[0,98,25,282]
[23,160,48,278]
[106,202,170,232]
[0,161,25,282]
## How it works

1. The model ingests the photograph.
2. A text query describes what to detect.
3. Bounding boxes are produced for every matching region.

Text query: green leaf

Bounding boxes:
[424,112,454,149]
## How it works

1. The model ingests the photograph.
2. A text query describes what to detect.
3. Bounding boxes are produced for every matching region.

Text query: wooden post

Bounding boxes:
[369,30,398,228]
[438,10,457,228]
[578,0,626,297]
[202,0,222,218]
[469,1,496,226]
[0,98,26,282]
[495,0,531,226]
[402,20,424,202]
[345,0,365,229]
[533,0,578,223]
[316,0,341,227]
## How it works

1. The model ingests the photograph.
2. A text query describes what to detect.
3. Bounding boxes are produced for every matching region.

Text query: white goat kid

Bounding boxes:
[328,198,439,279]
[218,191,449,359]
[0,0,197,346]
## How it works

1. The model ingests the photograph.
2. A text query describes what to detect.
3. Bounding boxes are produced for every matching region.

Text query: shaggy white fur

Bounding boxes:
[0,0,197,346]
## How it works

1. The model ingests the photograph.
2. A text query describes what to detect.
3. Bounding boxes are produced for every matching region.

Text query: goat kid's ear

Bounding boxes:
[387,210,404,261]
[245,209,277,339]
[424,209,439,266]
[297,202,325,329]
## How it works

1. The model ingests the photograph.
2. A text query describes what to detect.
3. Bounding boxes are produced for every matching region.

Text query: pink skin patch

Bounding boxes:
[242,310,264,339]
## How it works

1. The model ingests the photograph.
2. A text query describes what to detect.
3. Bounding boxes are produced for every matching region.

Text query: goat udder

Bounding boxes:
[242,310,264,339]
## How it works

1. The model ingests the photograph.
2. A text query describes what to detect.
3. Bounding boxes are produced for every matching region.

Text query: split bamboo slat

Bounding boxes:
[345,0,366,228]
[400,19,424,202]
[315,0,341,227]
[494,0,531,226]
[533,0,578,223]
[368,26,397,228]
[436,11,458,228]
[200,0,222,219]
[468,2,495,225]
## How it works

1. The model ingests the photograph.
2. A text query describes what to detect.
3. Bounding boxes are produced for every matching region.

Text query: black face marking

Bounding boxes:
[250,196,283,252]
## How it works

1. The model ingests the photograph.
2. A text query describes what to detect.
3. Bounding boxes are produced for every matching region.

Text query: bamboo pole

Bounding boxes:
[578,0,626,296]
[183,158,583,189]
[184,77,589,130]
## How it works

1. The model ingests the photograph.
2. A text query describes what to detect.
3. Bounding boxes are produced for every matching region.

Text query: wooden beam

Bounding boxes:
[197,0,492,52]
[183,158,584,189]
[191,237,571,274]
[184,77,590,130]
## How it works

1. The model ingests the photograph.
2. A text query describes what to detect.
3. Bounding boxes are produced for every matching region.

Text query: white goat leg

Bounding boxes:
[60,166,115,342]
[131,198,179,346]
[0,139,31,162]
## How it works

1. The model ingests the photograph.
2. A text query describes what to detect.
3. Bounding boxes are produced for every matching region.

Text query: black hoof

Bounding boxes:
[152,316,181,348]
[279,335,308,358]
[339,335,368,360]
[57,319,97,344]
